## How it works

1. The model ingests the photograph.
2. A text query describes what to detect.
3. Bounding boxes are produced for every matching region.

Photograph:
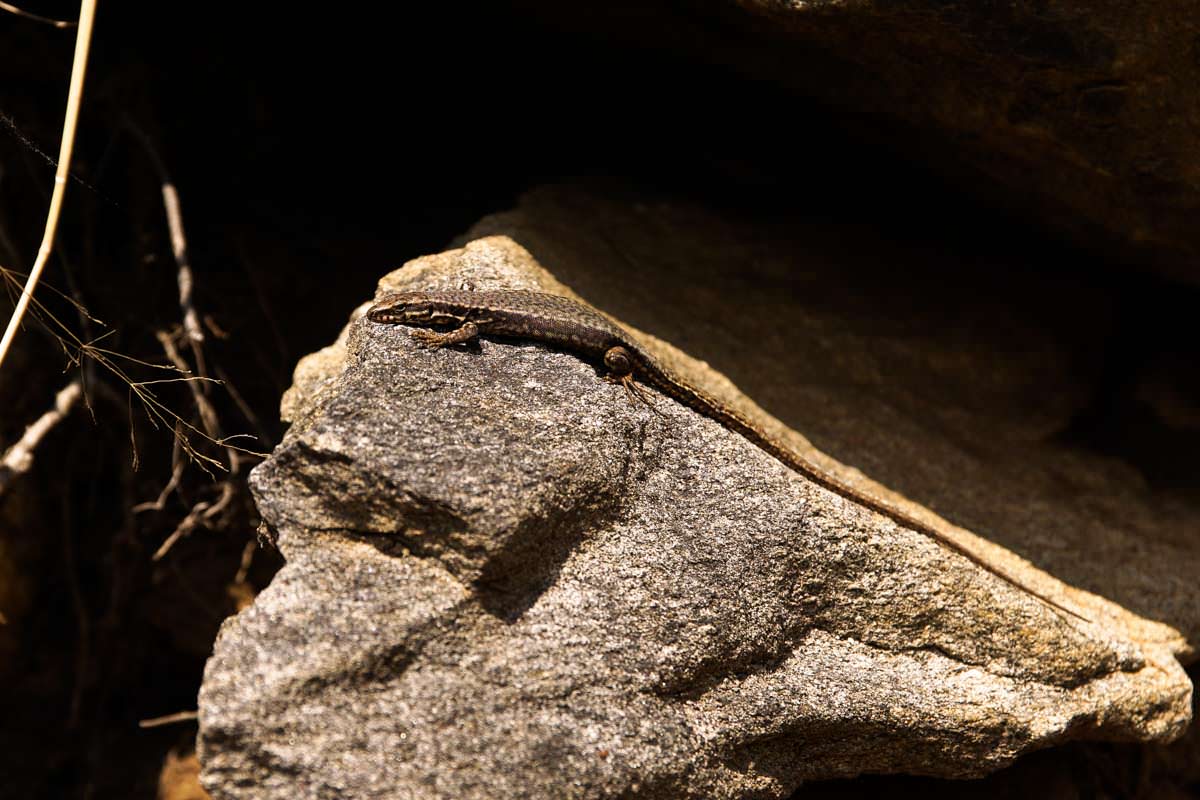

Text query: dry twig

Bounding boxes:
[161,182,204,348]
[0,378,82,496]
[0,1,76,28]
[132,137,252,559]
[138,710,199,729]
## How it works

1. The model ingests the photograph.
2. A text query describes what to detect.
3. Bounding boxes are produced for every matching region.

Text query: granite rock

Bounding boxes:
[199,229,1195,799]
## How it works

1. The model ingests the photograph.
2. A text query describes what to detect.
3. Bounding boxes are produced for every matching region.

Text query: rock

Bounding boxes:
[199,219,1196,798]
[462,184,1200,639]
[514,0,1200,285]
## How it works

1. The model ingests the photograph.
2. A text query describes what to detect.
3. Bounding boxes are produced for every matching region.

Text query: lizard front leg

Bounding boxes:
[409,322,480,348]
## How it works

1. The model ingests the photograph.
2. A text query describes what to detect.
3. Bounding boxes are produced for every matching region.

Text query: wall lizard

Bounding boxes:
[367,288,1086,621]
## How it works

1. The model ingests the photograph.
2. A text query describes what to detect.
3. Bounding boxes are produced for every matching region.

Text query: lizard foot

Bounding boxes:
[621,375,666,417]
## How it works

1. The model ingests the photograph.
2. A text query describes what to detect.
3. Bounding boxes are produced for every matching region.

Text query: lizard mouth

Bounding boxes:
[366,308,400,323]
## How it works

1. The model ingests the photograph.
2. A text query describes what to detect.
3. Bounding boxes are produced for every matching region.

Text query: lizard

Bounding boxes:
[366,288,1087,622]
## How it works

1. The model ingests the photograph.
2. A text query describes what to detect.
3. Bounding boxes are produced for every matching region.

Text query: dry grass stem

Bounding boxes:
[0,0,97,375]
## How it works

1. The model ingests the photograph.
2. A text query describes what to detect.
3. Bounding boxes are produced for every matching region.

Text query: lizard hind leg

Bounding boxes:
[622,375,666,417]
[603,345,664,416]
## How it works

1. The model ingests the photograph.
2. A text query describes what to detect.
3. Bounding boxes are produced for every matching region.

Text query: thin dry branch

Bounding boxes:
[138,710,199,729]
[151,480,235,561]
[125,122,204,353]
[131,435,185,513]
[0,266,258,473]
[233,538,257,585]
[0,378,82,496]
[0,1,76,28]
[156,329,241,476]
[0,0,97,375]
[161,182,204,348]
[149,328,244,560]
[135,149,260,560]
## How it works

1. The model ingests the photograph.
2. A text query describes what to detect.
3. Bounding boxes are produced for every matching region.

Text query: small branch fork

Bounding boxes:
[132,146,245,561]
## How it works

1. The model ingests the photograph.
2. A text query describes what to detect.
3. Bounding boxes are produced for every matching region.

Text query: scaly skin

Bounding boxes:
[367,288,1086,621]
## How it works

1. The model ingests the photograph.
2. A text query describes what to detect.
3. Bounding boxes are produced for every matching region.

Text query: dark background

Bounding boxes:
[0,2,1196,797]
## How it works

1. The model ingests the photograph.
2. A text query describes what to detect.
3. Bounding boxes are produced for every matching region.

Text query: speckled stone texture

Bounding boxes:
[198,210,1196,799]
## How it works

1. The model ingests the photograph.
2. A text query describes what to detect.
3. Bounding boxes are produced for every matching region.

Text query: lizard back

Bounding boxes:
[368,288,1086,621]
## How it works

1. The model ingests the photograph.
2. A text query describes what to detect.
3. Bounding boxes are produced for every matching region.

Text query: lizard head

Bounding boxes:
[366,292,436,324]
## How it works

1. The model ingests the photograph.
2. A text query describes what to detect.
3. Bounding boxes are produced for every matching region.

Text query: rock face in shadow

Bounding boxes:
[516,0,1200,285]
[198,228,1195,799]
